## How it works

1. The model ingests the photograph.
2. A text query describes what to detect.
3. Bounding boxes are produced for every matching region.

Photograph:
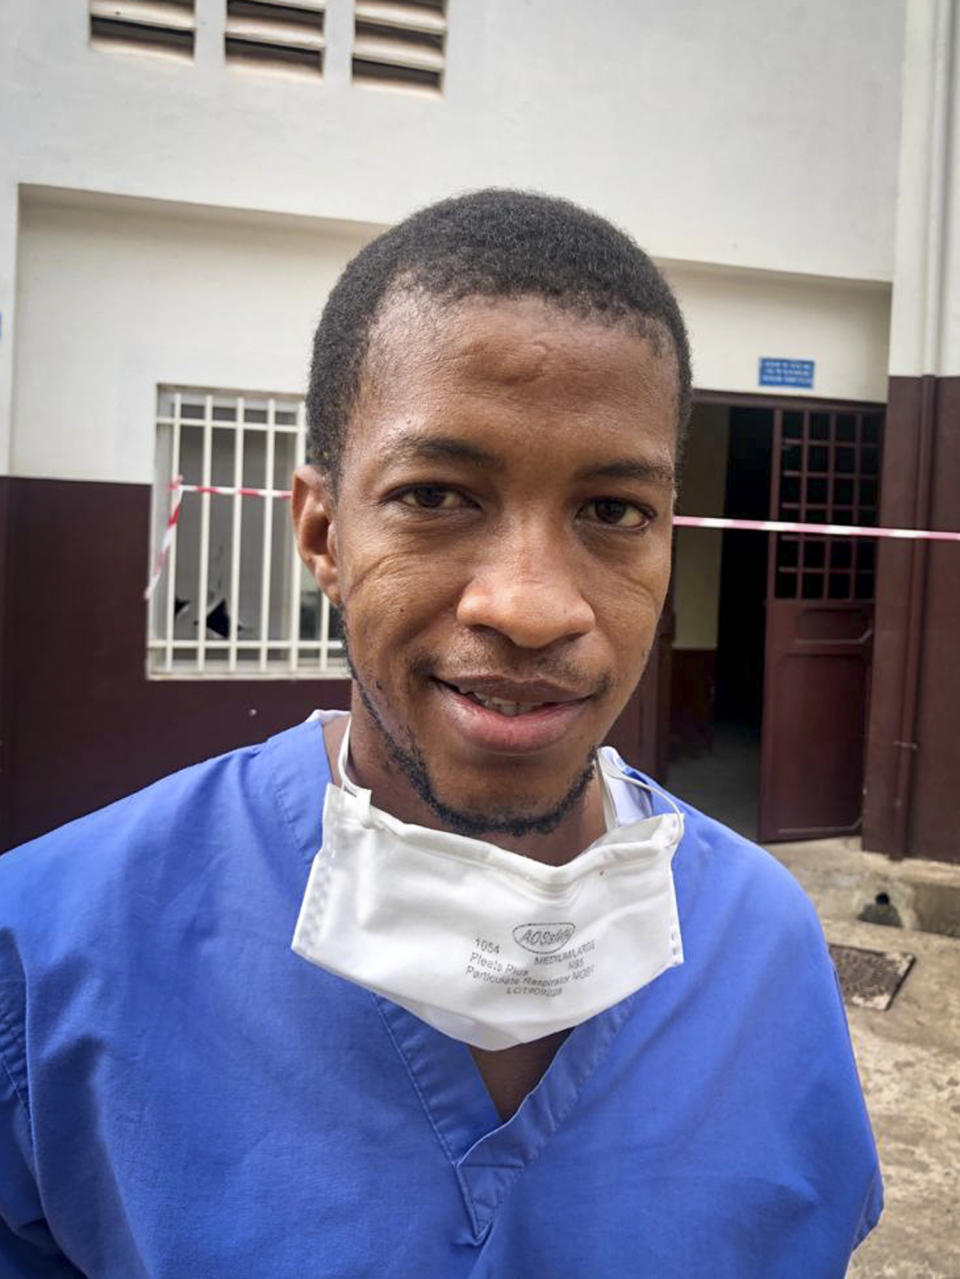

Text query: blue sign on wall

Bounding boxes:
[758,357,815,389]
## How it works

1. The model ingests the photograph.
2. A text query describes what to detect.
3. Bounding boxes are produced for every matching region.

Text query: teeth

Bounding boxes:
[461,689,546,717]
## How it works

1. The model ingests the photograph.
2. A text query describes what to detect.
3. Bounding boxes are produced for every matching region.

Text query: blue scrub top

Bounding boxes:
[0,718,881,1277]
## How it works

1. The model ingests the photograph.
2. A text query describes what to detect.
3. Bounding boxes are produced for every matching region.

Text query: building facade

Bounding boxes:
[0,0,955,861]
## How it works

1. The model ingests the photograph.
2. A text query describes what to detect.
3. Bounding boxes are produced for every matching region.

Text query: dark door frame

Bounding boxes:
[694,389,885,414]
[682,389,887,837]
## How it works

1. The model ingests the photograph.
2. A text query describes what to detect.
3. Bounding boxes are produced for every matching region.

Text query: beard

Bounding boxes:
[342,623,598,839]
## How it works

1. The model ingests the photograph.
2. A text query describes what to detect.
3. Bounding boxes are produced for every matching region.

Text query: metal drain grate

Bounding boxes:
[829,943,915,1011]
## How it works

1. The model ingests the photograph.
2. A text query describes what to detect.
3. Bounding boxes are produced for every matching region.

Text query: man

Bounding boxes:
[0,191,880,1276]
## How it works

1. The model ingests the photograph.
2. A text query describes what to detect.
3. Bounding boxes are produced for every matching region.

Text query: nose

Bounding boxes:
[456,522,596,649]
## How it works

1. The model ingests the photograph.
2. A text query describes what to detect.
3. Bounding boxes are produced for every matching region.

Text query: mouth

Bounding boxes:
[455,692,543,718]
[436,677,588,715]
[431,676,594,753]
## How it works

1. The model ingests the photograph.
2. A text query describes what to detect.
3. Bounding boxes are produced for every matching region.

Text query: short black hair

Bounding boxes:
[306,188,692,481]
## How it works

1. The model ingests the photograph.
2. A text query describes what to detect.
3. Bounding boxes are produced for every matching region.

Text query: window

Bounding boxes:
[225,0,326,75]
[352,0,446,92]
[149,388,346,678]
[89,0,196,59]
[773,409,882,603]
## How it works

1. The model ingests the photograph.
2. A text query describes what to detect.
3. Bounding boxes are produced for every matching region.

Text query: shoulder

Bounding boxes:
[676,797,815,917]
[628,768,818,928]
[630,772,830,977]
[0,717,328,968]
[615,777,883,1257]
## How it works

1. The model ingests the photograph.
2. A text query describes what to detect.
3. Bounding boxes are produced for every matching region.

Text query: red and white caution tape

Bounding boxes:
[176,483,293,500]
[674,515,960,542]
[143,478,185,602]
[143,482,292,601]
[143,482,960,602]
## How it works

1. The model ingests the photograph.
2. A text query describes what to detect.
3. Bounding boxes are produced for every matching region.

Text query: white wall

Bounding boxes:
[0,183,18,472]
[11,190,894,486]
[2,0,904,282]
[889,0,960,377]
[12,193,372,484]
[665,262,892,403]
[1,1,908,471]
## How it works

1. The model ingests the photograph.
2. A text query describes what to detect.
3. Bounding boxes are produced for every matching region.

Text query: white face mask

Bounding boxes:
[292,720,685,1052]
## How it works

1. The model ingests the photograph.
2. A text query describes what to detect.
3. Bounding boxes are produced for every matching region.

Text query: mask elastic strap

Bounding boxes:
[336,717,373,822]
[597,754,619,832]
[597,747,685,828]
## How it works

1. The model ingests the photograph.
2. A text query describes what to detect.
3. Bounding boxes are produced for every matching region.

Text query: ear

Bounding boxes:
[292,465,342,607]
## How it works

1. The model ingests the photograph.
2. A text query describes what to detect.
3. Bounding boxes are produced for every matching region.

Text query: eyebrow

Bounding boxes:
[574,457,677,487]
[385,435,497,469]
[384,433,676,487]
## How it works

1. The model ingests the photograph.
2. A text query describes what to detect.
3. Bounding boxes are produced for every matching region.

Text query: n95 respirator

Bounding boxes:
[292,721,684,1051]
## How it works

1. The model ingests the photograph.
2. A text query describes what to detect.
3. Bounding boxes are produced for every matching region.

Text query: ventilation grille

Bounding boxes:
[353,0,446,92]
[225,1,325,74]
[89,0,196,58]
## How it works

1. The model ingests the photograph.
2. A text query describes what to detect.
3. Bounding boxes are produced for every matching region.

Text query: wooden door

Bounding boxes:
[758,408,883,841]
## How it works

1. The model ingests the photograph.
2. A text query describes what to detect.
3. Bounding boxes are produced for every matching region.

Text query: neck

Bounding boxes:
[321,705,607,867]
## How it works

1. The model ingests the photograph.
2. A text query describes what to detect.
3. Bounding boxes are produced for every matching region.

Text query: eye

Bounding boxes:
[581,498,652,529]
[397,485,470,511]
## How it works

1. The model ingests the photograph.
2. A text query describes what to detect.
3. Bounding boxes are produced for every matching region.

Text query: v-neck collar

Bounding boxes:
[373,989,641,1242]
[267,716,679,1241]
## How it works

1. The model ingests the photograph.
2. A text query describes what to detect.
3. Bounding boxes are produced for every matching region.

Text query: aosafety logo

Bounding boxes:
[512,923,576,954]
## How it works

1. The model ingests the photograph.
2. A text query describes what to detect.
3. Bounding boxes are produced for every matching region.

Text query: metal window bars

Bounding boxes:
[148,387,346,678]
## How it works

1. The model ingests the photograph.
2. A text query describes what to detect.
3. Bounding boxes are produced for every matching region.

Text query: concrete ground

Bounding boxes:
[768,839,960,1279]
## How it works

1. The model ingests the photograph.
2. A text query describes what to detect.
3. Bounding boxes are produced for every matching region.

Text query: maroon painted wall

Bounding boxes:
[0,478,351,851]
[0,477,662,852]
[863,376,960,862]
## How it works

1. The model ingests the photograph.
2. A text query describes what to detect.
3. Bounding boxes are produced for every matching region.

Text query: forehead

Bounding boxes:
[347,291,679,469]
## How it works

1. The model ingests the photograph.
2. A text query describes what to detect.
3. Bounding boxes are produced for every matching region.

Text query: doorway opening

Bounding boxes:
[668,405,773,839]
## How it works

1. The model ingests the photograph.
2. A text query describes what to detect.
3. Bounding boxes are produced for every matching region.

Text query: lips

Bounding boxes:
[437,676,588,715]
[437,676,588,705]
[432,676,593,753]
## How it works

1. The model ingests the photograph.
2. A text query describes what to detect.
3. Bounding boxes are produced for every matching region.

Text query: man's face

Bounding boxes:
[299,293,678,834]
